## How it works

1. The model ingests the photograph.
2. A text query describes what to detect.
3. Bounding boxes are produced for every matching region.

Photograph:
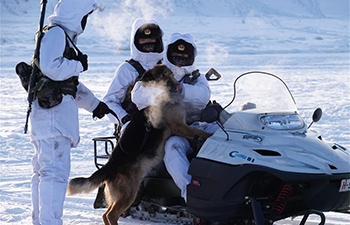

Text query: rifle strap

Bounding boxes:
[45,24,83,55]
[61,30,83,55]
[119,59,146,115]
[126,59,162,78]
[126,59,146,77]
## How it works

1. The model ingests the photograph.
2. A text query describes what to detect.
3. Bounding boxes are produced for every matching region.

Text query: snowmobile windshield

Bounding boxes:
[227,72,297,113]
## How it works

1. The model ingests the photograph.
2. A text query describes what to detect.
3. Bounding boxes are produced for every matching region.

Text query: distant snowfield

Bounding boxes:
[1,0,349,224]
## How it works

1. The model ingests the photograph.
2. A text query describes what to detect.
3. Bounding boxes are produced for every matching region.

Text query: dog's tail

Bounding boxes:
[67,165,109,196]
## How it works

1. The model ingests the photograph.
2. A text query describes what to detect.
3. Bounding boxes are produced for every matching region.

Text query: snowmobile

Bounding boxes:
[93,71,350,225]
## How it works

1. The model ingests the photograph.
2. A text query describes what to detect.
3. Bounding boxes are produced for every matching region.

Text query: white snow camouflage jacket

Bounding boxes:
[103,18,164,124]
[30,0,100,147]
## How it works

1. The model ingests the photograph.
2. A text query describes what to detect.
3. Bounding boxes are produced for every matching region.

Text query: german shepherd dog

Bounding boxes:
[67,64,212,225]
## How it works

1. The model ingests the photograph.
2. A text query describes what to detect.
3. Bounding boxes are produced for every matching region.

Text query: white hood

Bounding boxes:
[130,18,164,70]
[164,33,197,81]
[48,0,99,37]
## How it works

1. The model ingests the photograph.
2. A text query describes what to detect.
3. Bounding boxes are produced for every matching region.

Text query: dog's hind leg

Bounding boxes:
[105,191,139,224]
[104,177,140,225]
[102,203,114,225]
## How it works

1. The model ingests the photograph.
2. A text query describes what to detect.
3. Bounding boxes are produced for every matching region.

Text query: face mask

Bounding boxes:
[134,24,163,53]
[137,38,157,52]
[170,55,193,67]
[167,39,195,67]
[81,15,88,30]
[81,10,93,30]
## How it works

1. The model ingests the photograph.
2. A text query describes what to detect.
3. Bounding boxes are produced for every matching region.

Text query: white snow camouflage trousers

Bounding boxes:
[164,121,219,202]
[31,136,71,225]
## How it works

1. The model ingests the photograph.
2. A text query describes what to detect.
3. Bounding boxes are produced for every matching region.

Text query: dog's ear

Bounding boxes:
[163,66,174,78]
[140,64,174,82]
[140,69,155,82]
[154,65,174,80]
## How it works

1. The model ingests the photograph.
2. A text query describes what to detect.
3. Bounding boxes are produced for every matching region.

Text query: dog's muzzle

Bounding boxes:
[170,83,183,93]
[175,84,183,93]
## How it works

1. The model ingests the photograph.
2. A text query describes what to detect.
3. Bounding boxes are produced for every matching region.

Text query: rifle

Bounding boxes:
[24,0,47,134]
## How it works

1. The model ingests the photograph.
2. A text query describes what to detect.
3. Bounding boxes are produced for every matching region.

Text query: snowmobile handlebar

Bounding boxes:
[205,68,221,81]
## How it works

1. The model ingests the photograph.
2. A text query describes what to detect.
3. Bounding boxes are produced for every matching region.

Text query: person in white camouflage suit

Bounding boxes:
[29,0,110,224]
[132,33,219,202]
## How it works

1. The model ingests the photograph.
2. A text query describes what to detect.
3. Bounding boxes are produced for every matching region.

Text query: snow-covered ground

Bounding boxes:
[1,0,349,224]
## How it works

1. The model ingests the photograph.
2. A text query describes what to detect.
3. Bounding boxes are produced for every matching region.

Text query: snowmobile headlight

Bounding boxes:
[260,114,304,130]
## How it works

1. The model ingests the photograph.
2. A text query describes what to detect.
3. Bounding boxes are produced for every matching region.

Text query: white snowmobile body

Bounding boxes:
[186,72,350,223]
[198,108,349,175]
